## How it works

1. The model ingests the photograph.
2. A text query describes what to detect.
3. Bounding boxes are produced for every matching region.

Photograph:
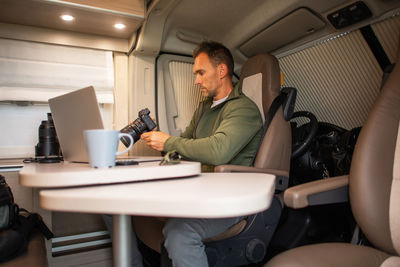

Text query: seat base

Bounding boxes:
[265,243,391,267]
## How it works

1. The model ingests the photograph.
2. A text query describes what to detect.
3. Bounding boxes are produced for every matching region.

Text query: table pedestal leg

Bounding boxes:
[113,214,132,267]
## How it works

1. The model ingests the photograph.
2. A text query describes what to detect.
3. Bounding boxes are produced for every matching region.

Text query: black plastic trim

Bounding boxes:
[360,25,391,71]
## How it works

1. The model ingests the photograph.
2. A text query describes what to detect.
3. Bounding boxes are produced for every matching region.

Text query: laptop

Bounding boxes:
[48,86,104,163]
[49,86,161,164]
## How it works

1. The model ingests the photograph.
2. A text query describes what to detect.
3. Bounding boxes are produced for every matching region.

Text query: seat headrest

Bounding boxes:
[239,54,281,119]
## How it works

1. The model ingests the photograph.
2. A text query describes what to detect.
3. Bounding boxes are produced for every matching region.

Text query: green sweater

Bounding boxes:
[164,84,263,172]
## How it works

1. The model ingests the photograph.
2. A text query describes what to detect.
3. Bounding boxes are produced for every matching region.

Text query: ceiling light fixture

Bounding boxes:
[61,14,74,21]
[114,23,126,30]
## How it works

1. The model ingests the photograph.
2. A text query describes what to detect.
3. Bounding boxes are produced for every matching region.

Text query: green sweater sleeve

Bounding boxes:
[164,98,262,166]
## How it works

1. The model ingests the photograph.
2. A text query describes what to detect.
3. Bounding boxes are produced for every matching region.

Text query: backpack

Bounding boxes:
[0,175,17,232]
[0,175,53,263]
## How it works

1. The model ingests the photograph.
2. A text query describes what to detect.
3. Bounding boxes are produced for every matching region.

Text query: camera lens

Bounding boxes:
[35,113,61,157]
[120,108,157,147]
[120,118,148,146]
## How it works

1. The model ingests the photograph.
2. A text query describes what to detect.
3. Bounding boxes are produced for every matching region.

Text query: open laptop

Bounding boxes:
[49,86,161,164]
[48,86,104,163]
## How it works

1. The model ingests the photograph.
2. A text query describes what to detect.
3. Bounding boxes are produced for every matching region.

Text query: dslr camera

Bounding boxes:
[120,108,157,147]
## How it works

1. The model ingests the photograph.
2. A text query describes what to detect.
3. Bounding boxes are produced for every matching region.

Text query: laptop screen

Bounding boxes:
[48,86,104,163]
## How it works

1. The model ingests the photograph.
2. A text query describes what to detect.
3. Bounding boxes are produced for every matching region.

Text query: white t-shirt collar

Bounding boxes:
[211,95,229,108]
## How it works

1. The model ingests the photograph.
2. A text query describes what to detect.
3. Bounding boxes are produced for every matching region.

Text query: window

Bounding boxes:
[0,39,114,158]
[157,54,202,136]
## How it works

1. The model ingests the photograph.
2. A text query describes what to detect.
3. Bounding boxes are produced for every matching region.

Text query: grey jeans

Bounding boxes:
[102,215,243,267]
[163,216,244,267]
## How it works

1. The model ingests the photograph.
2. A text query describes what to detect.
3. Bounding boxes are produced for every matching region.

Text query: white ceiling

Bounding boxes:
[0,0,144,46]
[0,0,399,58]
[147,0,400,64]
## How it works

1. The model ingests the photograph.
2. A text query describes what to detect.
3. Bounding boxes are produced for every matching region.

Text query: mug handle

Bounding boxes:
[116,133,134,156]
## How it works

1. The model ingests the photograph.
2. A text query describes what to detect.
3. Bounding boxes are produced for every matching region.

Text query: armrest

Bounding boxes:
[284,175,349,209]
[215,165,290,191]
[215,164,289,177]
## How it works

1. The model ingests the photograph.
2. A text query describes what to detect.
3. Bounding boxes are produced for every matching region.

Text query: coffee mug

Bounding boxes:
[84,129,134,168]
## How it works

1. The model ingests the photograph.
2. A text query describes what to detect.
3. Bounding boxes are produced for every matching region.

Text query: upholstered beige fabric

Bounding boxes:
[239,54,280,113]
[240,54,291,173]
[214,165,288,177]
[390,123,400,255]
[349,36,400,254]
[380,257,400,267]
[265,243,390,267]
[132,216,164,253]
[202,220,247,242]
[283,175,349,209]
[243,73,265,122]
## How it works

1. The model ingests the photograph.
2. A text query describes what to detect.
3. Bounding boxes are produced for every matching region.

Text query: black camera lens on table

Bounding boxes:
[120,108,157,147]
[34,113,62,163]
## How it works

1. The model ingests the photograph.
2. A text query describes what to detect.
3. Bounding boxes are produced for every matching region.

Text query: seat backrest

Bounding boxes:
[349,36,400,256]
[240,54,291,175]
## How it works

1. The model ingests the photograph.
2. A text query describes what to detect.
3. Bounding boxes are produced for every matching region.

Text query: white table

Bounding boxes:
[19,158,200,187]
[39,172,275,218]
[20,161,276,267]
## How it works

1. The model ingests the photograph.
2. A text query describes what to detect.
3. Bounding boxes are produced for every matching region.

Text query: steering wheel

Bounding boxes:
[291,111,318,159]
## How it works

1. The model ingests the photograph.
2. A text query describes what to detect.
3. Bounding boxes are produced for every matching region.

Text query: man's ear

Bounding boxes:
[218,63,228,79]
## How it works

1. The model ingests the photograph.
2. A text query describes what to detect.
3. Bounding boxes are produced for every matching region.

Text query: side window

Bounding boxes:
[157,54,203,136]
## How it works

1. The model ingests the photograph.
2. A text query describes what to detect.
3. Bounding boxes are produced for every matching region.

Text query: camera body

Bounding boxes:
[120,108,157,147]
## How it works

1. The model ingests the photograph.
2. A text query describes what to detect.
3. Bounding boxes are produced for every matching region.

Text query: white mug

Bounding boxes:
[84,129,134,168]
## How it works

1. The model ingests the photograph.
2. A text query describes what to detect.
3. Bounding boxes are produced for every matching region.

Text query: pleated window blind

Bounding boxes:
[278,15,400,129]
[169,60,203,133]
[0,39,114,158]
[0,38,114,103]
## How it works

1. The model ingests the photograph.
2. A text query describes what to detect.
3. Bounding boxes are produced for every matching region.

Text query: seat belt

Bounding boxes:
[262,93,286,136]
[381,64,395,90]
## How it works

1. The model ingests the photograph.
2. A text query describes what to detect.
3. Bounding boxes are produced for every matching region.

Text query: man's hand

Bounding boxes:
[141,131,170,151]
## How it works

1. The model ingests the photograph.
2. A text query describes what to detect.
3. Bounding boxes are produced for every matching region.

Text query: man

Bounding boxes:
[138,41,263,266]
[142,41,262,172]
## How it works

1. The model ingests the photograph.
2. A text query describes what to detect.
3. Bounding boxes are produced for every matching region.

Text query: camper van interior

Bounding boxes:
[1,0,400,266]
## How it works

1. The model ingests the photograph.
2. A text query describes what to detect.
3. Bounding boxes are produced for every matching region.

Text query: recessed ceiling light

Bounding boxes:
[61,14,74,21]
[114,23,126,30]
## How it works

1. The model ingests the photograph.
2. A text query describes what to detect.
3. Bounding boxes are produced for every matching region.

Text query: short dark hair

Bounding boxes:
[193,41,234,77]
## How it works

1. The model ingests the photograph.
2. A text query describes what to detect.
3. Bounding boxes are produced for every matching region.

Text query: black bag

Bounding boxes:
[0,175,18,231]
[0,175,53,263]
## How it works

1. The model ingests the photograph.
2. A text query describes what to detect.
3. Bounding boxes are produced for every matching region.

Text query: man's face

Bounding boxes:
[193,52,221,99]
